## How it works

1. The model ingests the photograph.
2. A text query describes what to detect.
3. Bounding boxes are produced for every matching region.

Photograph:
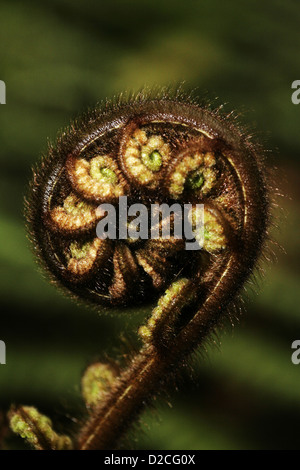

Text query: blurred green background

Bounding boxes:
[0,0,300,450]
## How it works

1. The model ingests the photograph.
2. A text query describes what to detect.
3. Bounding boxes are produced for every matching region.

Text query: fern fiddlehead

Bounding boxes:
[10,90,269,450]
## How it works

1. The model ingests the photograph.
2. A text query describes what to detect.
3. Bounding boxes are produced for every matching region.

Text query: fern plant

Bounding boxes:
[8,88,270,450]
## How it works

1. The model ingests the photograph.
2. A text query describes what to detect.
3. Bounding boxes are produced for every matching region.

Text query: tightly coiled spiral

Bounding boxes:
[27,92,269,317]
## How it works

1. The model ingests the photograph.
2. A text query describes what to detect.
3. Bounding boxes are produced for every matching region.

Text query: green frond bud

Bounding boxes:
[9,406,73,450]
[81,362,118,409]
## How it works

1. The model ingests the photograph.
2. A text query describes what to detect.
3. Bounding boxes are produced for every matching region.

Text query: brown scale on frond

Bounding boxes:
[109,244,140,303]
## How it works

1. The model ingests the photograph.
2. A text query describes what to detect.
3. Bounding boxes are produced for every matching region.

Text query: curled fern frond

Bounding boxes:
[19,88,270,450]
